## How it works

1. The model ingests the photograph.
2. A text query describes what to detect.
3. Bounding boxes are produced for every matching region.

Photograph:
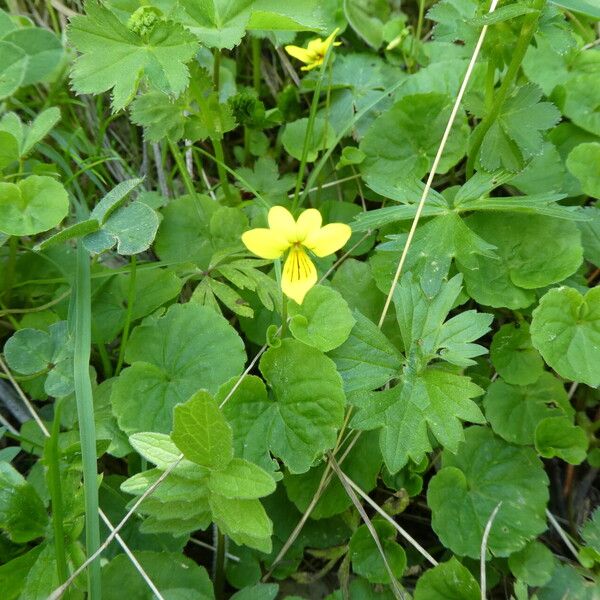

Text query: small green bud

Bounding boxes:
[127,6,162,38]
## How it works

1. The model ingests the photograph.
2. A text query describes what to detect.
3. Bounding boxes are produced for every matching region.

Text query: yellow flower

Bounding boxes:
[242,206,351,304]
[285,29,341,72]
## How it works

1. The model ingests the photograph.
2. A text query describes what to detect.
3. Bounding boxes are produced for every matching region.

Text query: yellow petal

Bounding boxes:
[322,28,341,50]
[268,206,297,242]
[242,228,289,259]
[282,247,317,304]
[303,223,352,257]
[284,44,313,64]
[300,60,323,71]
[306,37,325,55]
[296,208,322,240]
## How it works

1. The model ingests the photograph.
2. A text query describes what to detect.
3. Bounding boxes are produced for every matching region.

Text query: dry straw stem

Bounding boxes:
[328,453,406,600]
[0,357,165,599]
[480,502,502,600]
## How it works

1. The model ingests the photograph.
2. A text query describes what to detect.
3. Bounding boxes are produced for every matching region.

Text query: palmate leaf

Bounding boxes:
[478,84,561,172]
[69,1,199,112]
[351,275,491,472]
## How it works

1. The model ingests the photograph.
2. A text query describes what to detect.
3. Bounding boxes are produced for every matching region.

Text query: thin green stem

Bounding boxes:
[251,37,261,94]
[410,0,426,65]
[97,343,113,380]
[115,255,137,375]
[466,0,546,177]
[485,59,495,111]
[46,399,70,591]
[212,137,234,202]
[168,140,197,198]
[72,242,101,599]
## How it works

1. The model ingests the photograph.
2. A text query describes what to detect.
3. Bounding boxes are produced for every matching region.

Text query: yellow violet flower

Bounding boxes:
[285,28,341,72]
[242,206,351,305]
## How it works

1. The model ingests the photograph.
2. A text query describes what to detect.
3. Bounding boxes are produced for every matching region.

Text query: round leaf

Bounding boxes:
[259,339,346,473]
[566,142,600,199]
[459,213,582,309]
[489,322,544,385]
[349,519,406,584]
[484,372,572,445]
[413,557,480,600]
[531,286,600,387]
[534,416,588,465]
[0,175,68,236]
[508,541,555,587]
[428,426,549,558]
[288,285,355,352]
[0,41,26,99]
[111,303,246,434]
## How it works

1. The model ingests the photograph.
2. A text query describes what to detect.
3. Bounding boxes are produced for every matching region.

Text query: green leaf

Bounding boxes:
[554,75,600,136]
[102,551,215,599]
[508,541,556,587]
[0,175,69,236]
[537,564,598,600]
[549,0,600,18]
[284,431,382,519]
[535,416,588,464]
[360,93,469,181]
[130,91,188,142]
[69,0,199,112]
[578,206,600,266]
[288,285,355,352]
[89,177,144,223]
[0,462,48,543]
[413,557,480,600]
[218,376,279,476]
[428,427,549,558]
[0,131,19,170]
[208,458,276,499]
[478,84,560,172]
[566,142,600,199]
[281,117,336,162]
[484,372,572,446]
[0,42,26,99]
[4,321,74,397]
[343,0,389,49]
[581,507,600,554]
[21,107,61,156]
[20,543,61,600]
[209,494,272,553]
[349,519,406,584]
[489,322,545,385]
[531,286,600,387]
[230,583,278,600]
[172,390,234,470]
[458,213,583,309]
[0,545,44,600]
[329,310,402,393]
[83,201,159,255]
[354,366,485,473]
[259,339,346,473]
[112,303,246,434]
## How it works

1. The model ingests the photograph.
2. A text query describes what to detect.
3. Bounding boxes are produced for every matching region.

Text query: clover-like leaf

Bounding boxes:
[413,557,480,600]
[0,175,68,236]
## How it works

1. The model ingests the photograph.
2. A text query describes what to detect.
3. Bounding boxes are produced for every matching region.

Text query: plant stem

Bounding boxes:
[212,137,234,203]
[72,242,101,599]
[251,37,261,94]
[46,398,69,592]
[466,0,546,177]
[97,343,113,379]
[410,0,426,64]
[291,46,334,213]
[214,526,226,599]
[168,139,197,199]
[115,254,137,375]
